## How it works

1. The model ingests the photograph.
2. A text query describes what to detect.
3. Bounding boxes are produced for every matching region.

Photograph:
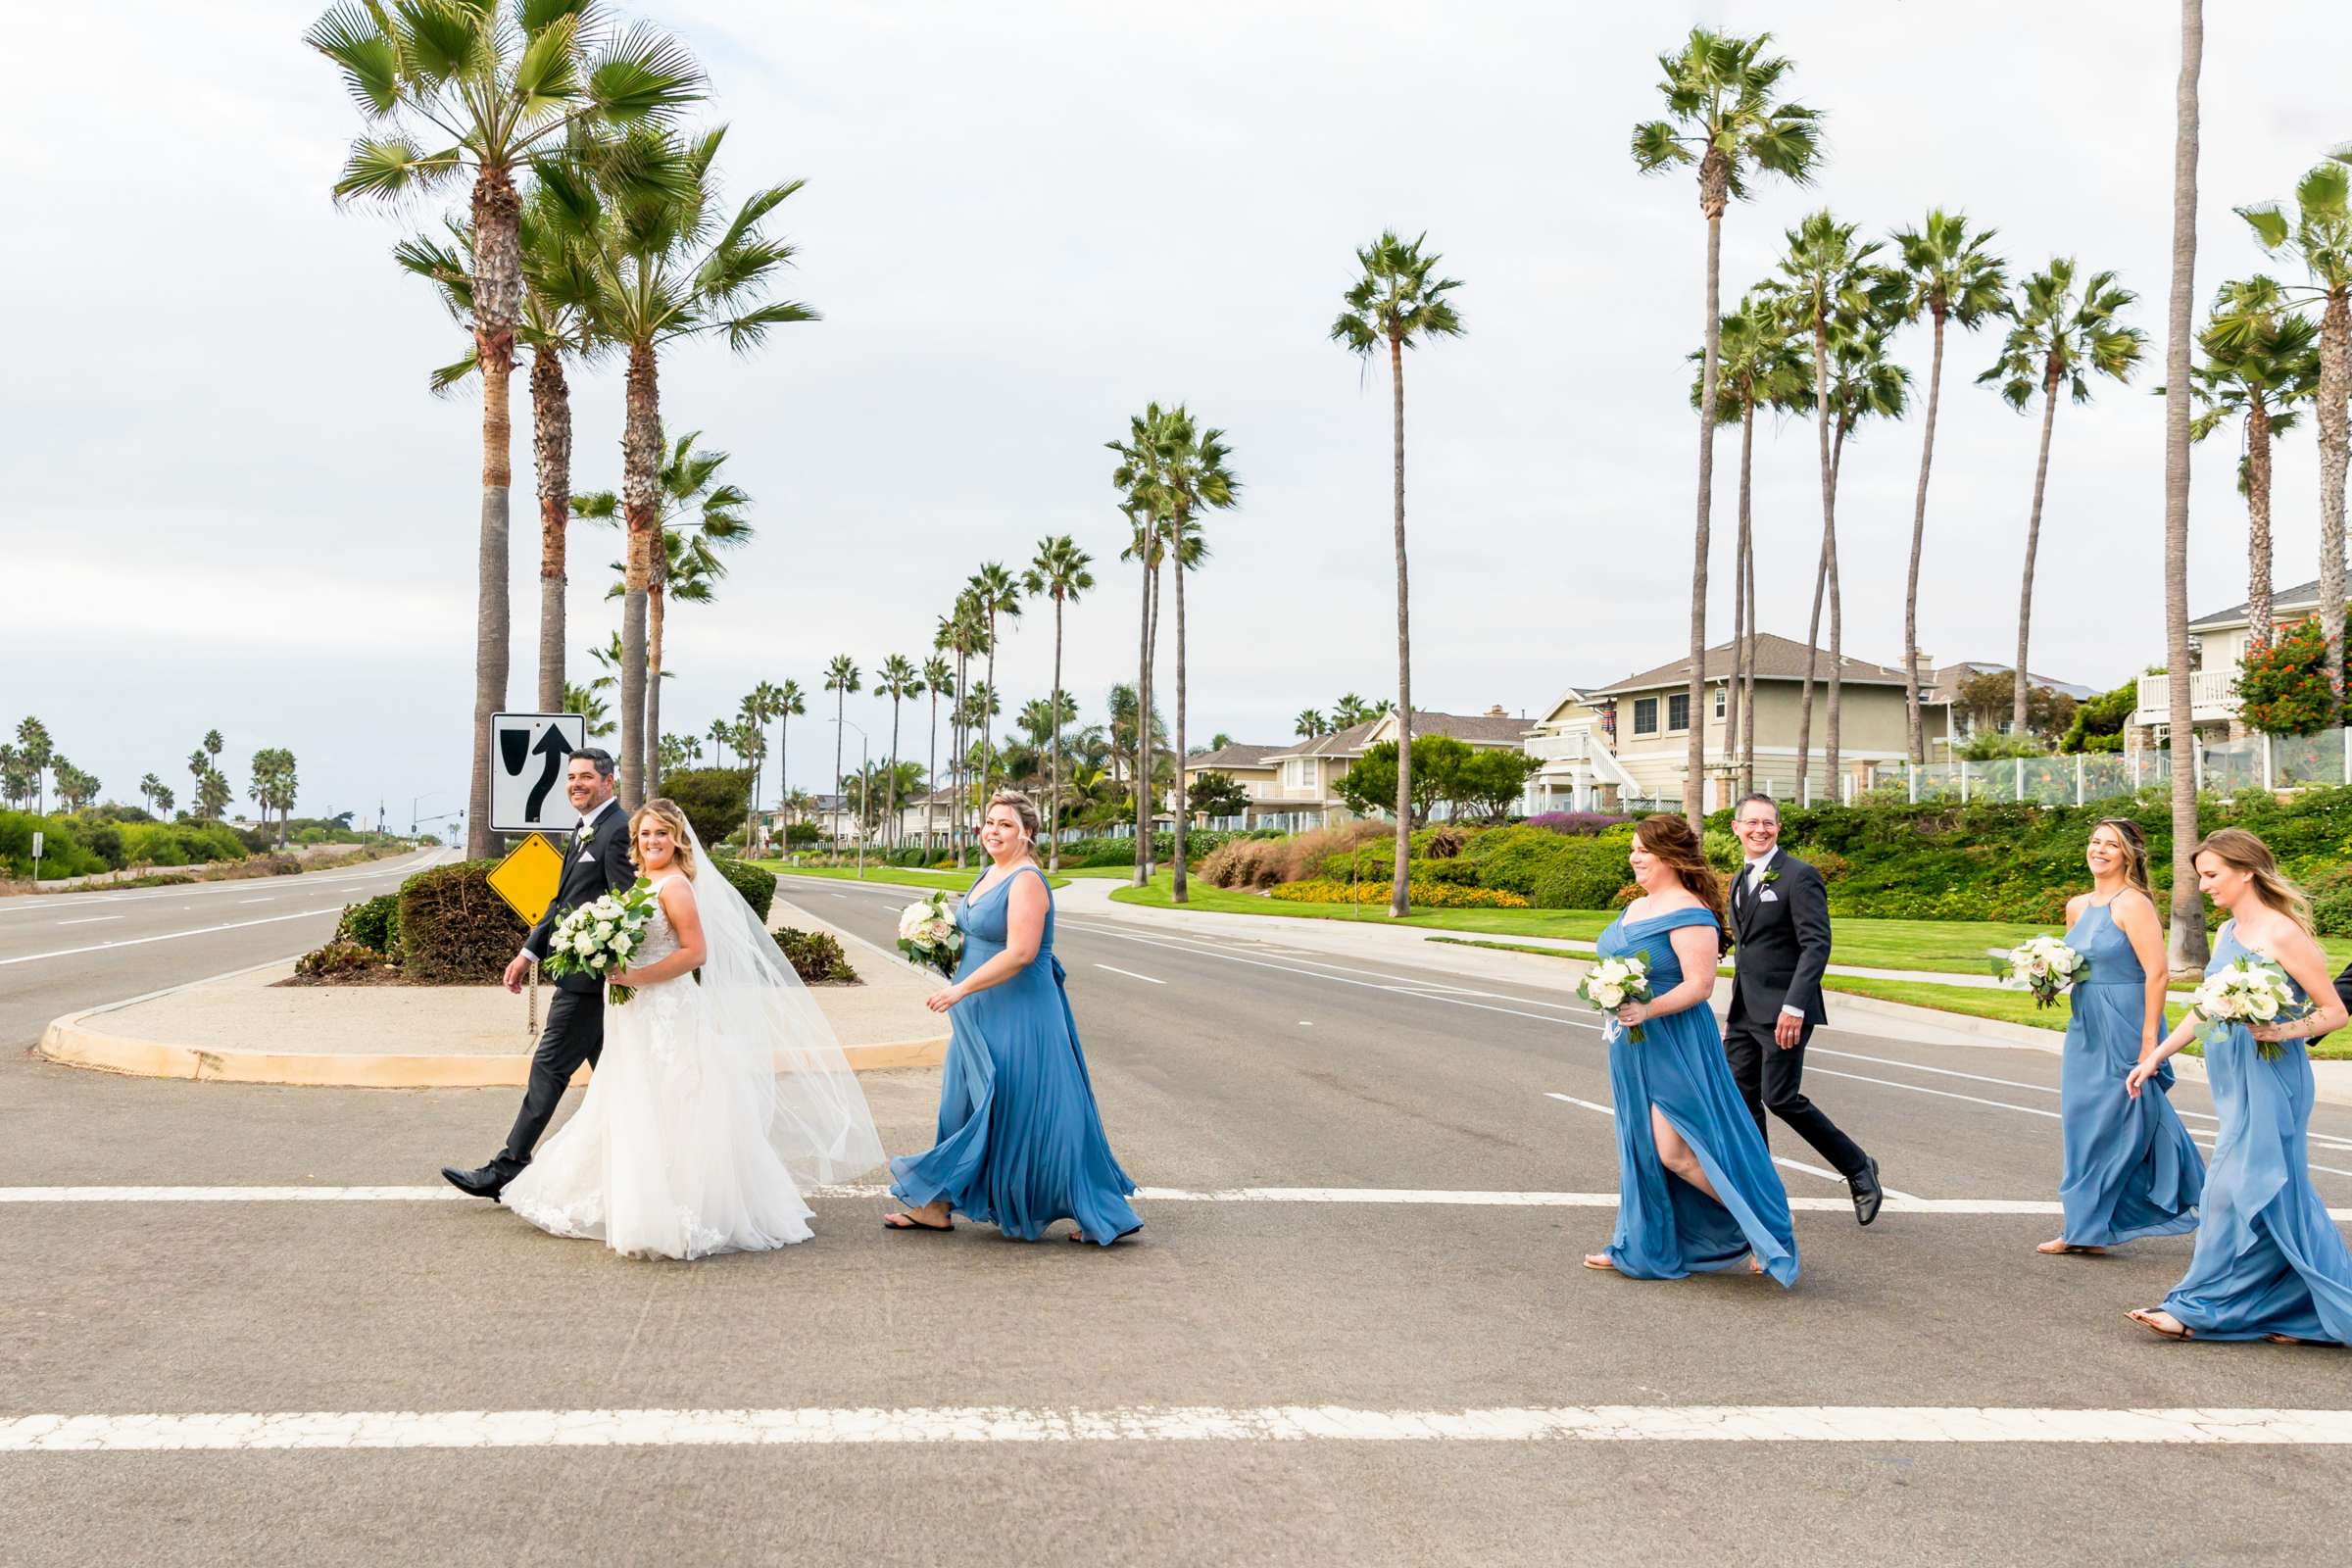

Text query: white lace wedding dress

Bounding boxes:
[502,862,883,1260]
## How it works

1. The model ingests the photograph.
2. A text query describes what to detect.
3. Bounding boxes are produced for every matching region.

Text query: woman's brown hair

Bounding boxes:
[2089,817,2152,900]
[2193,826,2314,935]
[1633,813,1729,939]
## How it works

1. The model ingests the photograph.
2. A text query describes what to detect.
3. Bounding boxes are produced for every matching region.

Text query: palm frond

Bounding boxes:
[588,23,705,124]
[720,298,818,352]
[331,135,466,204]
[305,3,402,115]
[428,344,479,394]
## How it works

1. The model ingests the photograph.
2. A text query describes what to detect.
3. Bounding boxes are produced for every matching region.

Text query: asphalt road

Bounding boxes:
[4,863,2350,1565]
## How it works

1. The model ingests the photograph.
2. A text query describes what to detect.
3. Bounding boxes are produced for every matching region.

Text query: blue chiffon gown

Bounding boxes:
[2055,899,2203,1247]
[889,865,1142,1245]
[2158,923,2352,1343]
[1599,906,1798,1286]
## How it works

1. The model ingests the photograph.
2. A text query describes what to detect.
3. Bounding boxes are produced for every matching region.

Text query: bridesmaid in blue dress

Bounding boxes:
[2126,829,2352,1344]
[885,790,1142,1246]
[1582,814,1798,1287]
[2038,818,2203,1255]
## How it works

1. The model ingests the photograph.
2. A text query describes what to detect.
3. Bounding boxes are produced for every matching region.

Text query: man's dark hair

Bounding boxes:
[1733,792,1781,821]
[568,748,617,781]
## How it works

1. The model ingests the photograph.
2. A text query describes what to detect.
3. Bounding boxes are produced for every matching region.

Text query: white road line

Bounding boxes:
[10,1405,2352,1452]
[1804,1066,2063,1120]
[56,916,123,926]
[1544,1094,1916,1198]
[0,908,344,967]
[237,898,274,905]
[17,1185,2331,1216]
[1093,964,1164,985]
[0,856,438,916]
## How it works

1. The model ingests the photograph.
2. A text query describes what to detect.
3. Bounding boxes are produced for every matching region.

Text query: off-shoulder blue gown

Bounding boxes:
[2054,899,2203,1247]
[889,865,1142,1245]
[2158,923,2352,1343]
[1599,906,1798,1286]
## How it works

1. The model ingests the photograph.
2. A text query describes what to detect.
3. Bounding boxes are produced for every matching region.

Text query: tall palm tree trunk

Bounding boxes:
[833,689,849,859]
[1795,532,1829,792]
[1902,307,1949,763]
[529,344,570,713]
[2246,400,2277,647]
[954,649,968,867]
[778,712,791,843]
[2014,368,2063,737]
[645,582,665,800]
[2320,289,2350,719]
[1726,399,1753,801]
[617,340,661,813]
[887,697,903,858]
[1826,421,1848,790]
[1796,315,1833,803]
[2164,0,2208,972]
[1132,548,1152,885]
[1389,330,1416,914]
[1682,159,1728,832]
[1741,521,1758,792]
[466,167,521,858]
[1173,516,1192,904]
[1050,599,1065,872]
[925,690,939,859]
[982,625,998,807]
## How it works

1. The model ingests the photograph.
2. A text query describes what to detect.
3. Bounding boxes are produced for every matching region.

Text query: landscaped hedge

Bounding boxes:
[775,927,858,983]
[0,808,250,879]
[1268,878,1533,909]
[335,893,402,956]
[710,856,775,922]
[398,858,524,983]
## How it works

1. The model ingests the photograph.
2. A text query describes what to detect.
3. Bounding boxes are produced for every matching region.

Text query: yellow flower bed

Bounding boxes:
[1267,878,1532,909]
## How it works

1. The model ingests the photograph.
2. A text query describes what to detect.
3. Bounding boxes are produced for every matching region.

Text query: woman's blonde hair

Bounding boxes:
[2193,826,2310,934]
[629,798,699,879]
[984,789,1043,862]
[2089,817,2153,900]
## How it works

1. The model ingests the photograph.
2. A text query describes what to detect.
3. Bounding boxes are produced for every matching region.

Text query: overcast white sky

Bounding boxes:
[7,2,2349,822]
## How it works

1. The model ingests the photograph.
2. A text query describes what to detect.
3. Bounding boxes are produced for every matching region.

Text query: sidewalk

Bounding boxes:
[1053,880,2352,1108]
[36,892,946,1088]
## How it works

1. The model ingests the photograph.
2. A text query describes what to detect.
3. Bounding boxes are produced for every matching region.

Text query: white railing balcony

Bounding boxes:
[1524,731,1603,763]
[2134,669,2237,725]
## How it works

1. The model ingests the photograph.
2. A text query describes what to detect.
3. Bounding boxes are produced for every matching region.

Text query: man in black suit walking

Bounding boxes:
[1724,792,1883,1225]
[442,748,637,1200]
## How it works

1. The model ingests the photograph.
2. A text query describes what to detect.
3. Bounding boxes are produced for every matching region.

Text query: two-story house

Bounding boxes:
[1256,708,1536,827]
[1178,742,1285,826]
[2131,577,2326,746]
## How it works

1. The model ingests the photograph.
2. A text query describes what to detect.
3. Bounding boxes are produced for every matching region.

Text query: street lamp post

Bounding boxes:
[832,718,870,879]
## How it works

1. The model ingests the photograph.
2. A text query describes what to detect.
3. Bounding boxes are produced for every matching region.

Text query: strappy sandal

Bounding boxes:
[2037,1239,2108,1255]
[2127,1309,2194,1341]
[2263,1333,2320,1346]
[882,1210,954,1234]
[1068,1225,1143,1246]
[1581,1253,1618,1272]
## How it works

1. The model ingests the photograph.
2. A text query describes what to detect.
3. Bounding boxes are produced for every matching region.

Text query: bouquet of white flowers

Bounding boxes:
[897,891,963,979]
[1990,933,2089,1009]
[543,878,661,1004]
[1580,952,1655,1042]
[2187,956,2312,1061]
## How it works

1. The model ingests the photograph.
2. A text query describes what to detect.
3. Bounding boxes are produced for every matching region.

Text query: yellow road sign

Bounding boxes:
[486,832,565,927]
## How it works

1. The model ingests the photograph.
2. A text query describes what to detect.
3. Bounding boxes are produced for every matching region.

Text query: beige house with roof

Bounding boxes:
[1178,742,1285,827]
[1253,707,1537,827]
[1570,632,1957,809]
[2132,577,2326,746]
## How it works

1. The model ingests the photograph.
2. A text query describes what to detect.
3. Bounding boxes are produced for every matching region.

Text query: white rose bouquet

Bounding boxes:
[1990,934,2089,1009]
[2187,956,2311,1062]
[897,891,963,979]
[1580,952,1654,1042]
[543,877,661,1004]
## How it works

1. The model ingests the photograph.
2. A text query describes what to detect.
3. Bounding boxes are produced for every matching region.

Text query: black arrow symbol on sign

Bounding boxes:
[525,726,570,822]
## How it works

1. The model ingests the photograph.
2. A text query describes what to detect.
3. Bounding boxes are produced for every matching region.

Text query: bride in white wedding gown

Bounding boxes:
[501,799,884,1259]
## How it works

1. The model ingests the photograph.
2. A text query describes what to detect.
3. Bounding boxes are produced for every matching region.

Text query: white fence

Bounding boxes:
[1773,729,2352,810]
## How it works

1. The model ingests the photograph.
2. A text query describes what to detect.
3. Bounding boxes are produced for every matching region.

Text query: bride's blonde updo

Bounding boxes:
[629,798,699,879]
[986,789,1043,862]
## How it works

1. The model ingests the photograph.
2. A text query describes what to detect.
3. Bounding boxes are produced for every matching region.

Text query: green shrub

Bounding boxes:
[335,894,403,956]
[784,821,821,848]
[774,927,858,983]
[1462,825,1581,898]
[0,810,110,879]
[1267,878,1533,908]
[662,767,755,846]
[294,940,388,980]
[2303,862,2352,938]
[397,859,524,984]
[710,856,775,922]
[1533,839,1635,909]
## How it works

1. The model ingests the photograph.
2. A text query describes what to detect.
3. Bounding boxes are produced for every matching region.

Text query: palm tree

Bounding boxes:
[1022,535,1096,870]
[935,595,986,866]
[1330,694,1372,728]
[876,655,921,854]
[2241,148,2352,715]
[966,564,1023,802]
[2186,278,2322,646]
[308,1,703,854]
[1295,709,1327,739]
[1890,210,2012,762]
[570,124,816,808]
[1138,410,1237,904]
[823,655,859,858]
[578,429,755,794]
[14,719,52,815]
[1106,417,1171,884]
[1690,292,1804,796]
[1633,26,1822,826]
[741,681,783,845]
[1332,231,1465,914]
[562,681,613,739]
[1980,259,2148,734]
[2164,1,2206,972]
[771,678,806,823]
[706,716,731,769]
[137,772,162,816]
[1766,211,1899,800]
[1809,319,1911,787]
[921,655,952,858]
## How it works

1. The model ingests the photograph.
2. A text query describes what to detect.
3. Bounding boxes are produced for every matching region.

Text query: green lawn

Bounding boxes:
[758,862,1070,892]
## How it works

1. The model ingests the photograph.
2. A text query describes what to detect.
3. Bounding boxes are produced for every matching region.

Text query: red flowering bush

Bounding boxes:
[2237,619,2352,737]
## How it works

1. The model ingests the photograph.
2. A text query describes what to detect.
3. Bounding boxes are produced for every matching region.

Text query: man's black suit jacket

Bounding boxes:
[1727,847,1832,1028]
[520,801,638,995]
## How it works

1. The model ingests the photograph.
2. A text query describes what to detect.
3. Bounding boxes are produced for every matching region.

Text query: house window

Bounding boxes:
[1633,698,1659,736]
[1668,693,1690,732]
[1714,685,1726,719]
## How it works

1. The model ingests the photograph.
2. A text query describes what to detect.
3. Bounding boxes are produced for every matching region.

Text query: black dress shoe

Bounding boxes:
[442,1158,523,1200]
[1849,1157,1884,1227]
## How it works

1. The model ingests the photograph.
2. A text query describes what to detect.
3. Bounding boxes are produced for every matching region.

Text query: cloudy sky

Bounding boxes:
[8,1,2349,823]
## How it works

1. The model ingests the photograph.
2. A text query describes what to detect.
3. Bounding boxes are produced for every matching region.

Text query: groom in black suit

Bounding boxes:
[1725,792,1883,1225]
[442,748,636,1200]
